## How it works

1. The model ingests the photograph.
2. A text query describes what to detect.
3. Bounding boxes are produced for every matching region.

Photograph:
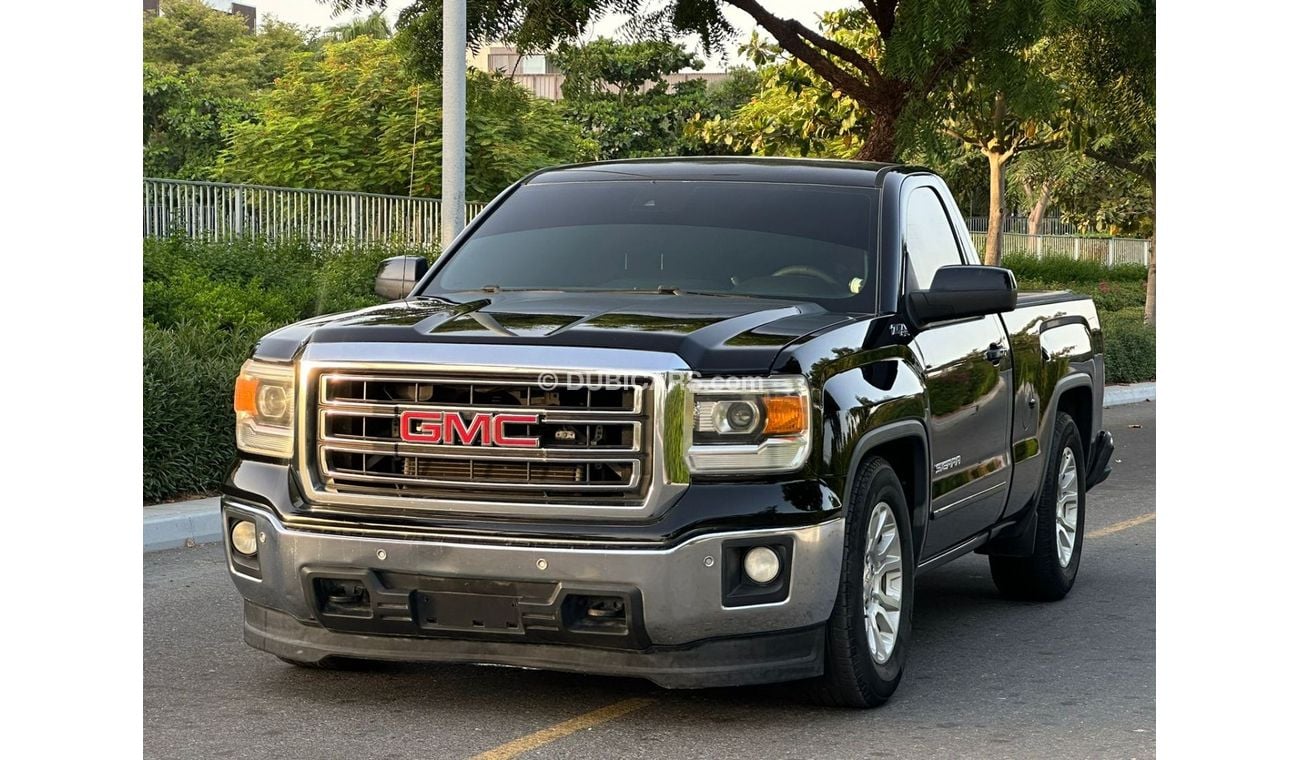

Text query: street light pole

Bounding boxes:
[440,0,466,249]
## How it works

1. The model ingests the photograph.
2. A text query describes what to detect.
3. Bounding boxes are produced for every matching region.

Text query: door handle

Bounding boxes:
[984,343,1007,365]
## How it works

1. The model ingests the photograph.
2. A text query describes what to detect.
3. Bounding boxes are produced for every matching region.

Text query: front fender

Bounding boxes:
[819,356,929,554]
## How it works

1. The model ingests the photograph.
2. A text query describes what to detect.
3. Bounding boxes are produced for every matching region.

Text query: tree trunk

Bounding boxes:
[1026,181,1051,236]
[984,151,1007,266]
[1144,177,1156,326]
[855,91,905,161]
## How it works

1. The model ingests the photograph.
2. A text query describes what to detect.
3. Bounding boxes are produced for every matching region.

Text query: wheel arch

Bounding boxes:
[845,419,930,562]
[986,373,1094,558]
[1054,382,1094,454]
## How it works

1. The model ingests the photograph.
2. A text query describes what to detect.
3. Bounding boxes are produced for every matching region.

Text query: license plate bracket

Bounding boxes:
[415,591,522,633]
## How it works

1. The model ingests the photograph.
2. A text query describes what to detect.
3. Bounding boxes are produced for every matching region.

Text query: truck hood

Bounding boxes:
[254,291,860,374]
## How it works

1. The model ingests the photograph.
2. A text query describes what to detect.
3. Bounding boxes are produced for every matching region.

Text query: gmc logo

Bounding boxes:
[399,410,540,448]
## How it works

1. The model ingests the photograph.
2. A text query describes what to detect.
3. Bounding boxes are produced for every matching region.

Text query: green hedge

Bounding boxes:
[143,236,414,329]
[143,237,430,502]
[1015,276,1147,313]
[1099,308,1157,384]
[144,320,273,502]
[1001,253,1148,284]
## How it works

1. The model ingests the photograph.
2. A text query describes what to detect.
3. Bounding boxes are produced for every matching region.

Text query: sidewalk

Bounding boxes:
[1102,381,1156,408]
[143,496,222,552]
[143,382,1156,552]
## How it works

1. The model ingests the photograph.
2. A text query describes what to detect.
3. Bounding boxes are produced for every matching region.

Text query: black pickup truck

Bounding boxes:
[223,158,1112,707]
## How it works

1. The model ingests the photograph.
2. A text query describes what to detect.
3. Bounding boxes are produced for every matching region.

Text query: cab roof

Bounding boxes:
[523,156,927,189]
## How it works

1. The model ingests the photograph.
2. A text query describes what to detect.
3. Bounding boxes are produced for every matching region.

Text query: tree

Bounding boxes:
[550,38,740,159]
[217,37,596,199]
[325,11,391,41]
[1008,149,1066,235]
[144,63,251,178]
[692,9,1063,265]
[935,49,1063,265]
[144,0,312,99]
[690,17,877,159]
[143,0,313,179]
[1052,0,1155,323]
[554,38,701,101]
[1010,150,1151,237]
[329,0,1134,163]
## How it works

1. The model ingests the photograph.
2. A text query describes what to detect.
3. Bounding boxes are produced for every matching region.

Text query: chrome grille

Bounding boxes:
[312,372,650,504]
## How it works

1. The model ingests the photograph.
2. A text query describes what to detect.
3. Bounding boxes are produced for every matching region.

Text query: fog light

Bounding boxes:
[231,520,258,556]
[743,546,780,584]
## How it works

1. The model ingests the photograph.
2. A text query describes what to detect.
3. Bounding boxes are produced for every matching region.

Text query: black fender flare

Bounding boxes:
[1040,372,1093,481]
[844,418,931,562]
[983,372,1093,558]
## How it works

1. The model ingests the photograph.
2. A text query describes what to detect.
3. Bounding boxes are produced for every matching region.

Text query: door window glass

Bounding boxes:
[905,188,964,289]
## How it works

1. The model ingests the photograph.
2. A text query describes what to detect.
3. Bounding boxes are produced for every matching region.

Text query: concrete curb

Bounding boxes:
[144,381,1155,553]
[1103,382,1156,408]
[144,497,222,552]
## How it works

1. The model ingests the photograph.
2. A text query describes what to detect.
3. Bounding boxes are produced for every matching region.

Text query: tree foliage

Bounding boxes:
[554,38,702,99]
[1049,0,1155,322]
[932,45,1065,264]
[688,3,1149,250]
[143,0,313,178]
[1009,150,1151,236]
[329,0,1137,162]
[217,37,596,199]
[144,0,313,100]
[549,38,754,159]
[144,63,251,179]
[325,10,392,42]
[1053,1,1155,186]
[689,13,878,158]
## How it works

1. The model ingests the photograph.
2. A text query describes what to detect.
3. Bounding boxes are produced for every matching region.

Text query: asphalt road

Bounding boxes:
[144,401,1156,760]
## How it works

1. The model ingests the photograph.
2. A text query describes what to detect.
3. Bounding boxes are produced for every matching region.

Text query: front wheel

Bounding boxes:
[806,457,915,708]
[989,412,1086,600]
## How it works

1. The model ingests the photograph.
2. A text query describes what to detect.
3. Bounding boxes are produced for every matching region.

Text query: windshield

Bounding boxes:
[423,180,879,310]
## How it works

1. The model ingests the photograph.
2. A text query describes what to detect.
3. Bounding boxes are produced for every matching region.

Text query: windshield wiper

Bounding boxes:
[651,286,734,297]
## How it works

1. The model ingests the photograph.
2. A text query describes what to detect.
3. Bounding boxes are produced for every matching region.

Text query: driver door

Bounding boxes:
[902,185,1014,559]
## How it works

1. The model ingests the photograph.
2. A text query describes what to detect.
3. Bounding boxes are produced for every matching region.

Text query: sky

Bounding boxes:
[210,0,851,70]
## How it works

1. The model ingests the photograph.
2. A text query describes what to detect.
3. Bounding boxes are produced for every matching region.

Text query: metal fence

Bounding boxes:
[969,232,1150,267]
[966,215,1079,236]
[143,178,486,249]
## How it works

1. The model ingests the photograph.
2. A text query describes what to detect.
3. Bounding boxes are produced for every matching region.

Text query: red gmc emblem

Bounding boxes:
[399,410,540,448]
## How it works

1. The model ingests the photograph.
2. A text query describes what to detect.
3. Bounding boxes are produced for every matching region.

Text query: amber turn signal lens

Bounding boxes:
[762,395,806,435]
[233,374,259,415]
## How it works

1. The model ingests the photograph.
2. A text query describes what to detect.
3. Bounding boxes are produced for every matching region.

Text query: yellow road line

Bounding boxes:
[1087,512,1155,539]
[470,697,656,760]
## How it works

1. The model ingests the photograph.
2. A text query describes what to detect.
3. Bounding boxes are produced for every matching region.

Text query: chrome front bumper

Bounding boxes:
[223,500,844,648]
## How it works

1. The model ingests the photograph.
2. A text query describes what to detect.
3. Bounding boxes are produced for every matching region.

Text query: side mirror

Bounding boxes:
[906,265,1017,326]
[374,256,429,300]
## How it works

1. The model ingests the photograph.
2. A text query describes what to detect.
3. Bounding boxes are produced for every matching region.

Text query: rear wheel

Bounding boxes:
[989,412,1085,601]
[807,457,915,708]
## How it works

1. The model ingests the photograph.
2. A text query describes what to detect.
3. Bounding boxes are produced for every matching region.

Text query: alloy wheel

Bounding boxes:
[1056,448,1080,567]
[863,501,904,664]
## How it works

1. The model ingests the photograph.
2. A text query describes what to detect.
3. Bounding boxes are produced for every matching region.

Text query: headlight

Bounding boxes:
[687,376,811,475]
[233,359,295,458]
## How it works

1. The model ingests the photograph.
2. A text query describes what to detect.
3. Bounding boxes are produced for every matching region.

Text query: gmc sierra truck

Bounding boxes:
[223,158,1112,707]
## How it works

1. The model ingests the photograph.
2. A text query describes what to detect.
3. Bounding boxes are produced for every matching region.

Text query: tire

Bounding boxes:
[989,412,1085,601]
[806,457,915,708]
